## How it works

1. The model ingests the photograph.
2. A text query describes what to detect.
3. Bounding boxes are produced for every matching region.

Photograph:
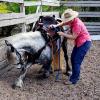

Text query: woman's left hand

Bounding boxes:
[57,31,65,36]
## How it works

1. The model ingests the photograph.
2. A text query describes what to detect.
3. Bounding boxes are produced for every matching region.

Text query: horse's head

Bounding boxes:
[5,40,29,69]
[33,16,63,37]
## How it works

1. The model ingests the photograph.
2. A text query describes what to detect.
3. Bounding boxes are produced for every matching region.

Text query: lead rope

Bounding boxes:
[49,37,55,73]
[55,38,62,81]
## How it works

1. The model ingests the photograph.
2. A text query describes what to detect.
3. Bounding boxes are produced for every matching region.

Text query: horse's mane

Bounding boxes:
[41,16,57,25]
[33,16,57,31]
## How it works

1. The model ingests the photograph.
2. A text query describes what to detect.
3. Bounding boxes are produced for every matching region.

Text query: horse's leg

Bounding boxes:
[42,60,52,78]
[12,63,32,88]
[62,38,71,76]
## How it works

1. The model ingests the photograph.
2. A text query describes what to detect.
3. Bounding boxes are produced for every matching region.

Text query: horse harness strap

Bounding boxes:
[14,50,24,66]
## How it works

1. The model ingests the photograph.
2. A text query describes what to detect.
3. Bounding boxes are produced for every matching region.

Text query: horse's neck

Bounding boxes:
[41,32,50,43]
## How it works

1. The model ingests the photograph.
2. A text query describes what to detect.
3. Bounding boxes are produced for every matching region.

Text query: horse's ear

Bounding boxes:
[5,40,15,52]
[39,16,43,19]
[39,16,44,22]
[5,40,11,46]
[56,18,62,23]
[53,15,55,19]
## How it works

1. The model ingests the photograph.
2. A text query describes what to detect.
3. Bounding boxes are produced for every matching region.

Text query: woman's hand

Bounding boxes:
[49,24,57,28]
[57,31,76,40]
[57,31,65,36]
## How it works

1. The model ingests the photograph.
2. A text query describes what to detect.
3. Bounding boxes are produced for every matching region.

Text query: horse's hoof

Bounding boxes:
[12,83,22,89]
[43,71,50,78]
[50,70,53,74]
[12,79,23,89]
[12,84,16,89]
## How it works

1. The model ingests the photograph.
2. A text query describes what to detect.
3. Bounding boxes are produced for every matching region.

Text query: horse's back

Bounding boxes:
[8,31,46,51]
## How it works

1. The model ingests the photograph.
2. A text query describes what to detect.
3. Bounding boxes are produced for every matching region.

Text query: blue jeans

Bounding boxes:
[70,41,91,84]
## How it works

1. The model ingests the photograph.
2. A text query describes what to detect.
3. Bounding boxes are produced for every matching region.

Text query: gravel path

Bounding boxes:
[0,41,100,100]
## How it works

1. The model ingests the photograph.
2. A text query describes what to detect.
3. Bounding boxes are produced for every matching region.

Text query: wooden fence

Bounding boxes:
[60,1,100,35]
[0,0,60,32]
[1,0,100,36]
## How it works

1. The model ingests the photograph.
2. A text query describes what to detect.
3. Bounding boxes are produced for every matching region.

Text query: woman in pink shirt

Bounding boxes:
[51,9,91,84]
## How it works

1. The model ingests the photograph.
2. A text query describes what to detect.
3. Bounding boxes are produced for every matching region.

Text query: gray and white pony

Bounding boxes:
[33,16,70,75]
[5,16,70,88]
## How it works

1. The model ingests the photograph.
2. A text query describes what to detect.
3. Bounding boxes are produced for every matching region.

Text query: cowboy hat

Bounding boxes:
[61,9,79,22]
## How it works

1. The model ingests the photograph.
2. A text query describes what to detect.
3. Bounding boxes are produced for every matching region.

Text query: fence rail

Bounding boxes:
[79,12,100,18]
[24,1,60,6]
[0,12,59,27]
[0,0,23,3]
[60,1,100,7]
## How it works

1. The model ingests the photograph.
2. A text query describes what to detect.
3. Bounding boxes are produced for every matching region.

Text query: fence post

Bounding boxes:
[31,5,41,31]
[20,2,26,32]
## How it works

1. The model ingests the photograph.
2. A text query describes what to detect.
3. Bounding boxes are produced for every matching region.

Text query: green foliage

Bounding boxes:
[7,3,20,13]
[42,5,67,15]
[25,6,37,14]
[0,3,11,13]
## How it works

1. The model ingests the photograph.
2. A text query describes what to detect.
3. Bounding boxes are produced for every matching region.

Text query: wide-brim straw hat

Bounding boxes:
[61,9,79,22]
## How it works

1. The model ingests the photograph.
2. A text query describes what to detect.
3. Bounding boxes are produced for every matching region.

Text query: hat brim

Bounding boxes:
[62,11,79,22]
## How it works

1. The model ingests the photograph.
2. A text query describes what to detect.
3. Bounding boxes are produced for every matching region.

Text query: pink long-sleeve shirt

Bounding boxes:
[66,18,91,47]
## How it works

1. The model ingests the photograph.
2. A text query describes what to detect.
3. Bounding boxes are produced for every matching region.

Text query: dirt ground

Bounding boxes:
[0,41,100,100]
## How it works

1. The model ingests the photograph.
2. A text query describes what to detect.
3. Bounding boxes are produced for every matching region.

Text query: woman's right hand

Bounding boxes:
[49,24,57,28]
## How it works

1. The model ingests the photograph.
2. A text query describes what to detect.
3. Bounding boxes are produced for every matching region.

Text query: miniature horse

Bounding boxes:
[33,16,70,75]
[5,16,70,88]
